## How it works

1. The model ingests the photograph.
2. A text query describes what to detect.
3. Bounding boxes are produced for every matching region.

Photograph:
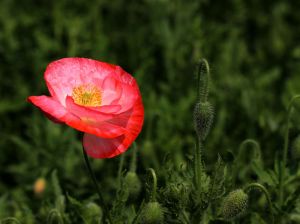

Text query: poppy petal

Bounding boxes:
[44,58,117,106]
[83,97,144,158]
[83,134,131,158]
[65,96,115,122]
[64,96,127,138]
[101,75,123,105]
[28,96,68,122]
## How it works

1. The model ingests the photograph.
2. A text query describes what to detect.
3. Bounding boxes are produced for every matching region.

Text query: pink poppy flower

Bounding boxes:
[28,58,144,159]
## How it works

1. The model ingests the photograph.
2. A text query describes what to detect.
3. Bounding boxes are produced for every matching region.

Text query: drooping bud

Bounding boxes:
[140,202,164,224]
[124,171,142,201]
[292,135,300,159]
[221,189,248,220]
[193,101,214,140]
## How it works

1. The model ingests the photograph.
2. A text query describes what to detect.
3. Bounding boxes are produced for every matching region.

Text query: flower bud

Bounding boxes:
[292,135,300,159]
[34,178,46,196]
[221,189,248,220]
[140,202,164,224]
[193,102,214,140]
[141,140,153,158]
[82,202,102,223]
[124,172,142,201]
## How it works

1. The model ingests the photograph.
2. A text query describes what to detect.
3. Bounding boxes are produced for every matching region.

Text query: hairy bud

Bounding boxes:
[82,202,102,223]
[193,102,214,140]
[292,135,300,159]
[221,189,248,220]
[124,172,142,201]
[140,202,164,224]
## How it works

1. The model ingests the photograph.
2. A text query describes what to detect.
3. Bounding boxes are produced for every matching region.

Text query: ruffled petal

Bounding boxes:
[65,96,114,122]
[64,97,127,138]
[101,75,123,105]
[117,82,139,113]
[83,134,132,158]
[83,96,144,158]
[44,58,118,106]
[28,96,68,123]
[89,104,122,114]
[123,97,144,138]
[64,116,127,138]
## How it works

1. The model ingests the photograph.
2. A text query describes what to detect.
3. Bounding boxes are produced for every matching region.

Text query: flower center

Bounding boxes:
[72,84,102,107]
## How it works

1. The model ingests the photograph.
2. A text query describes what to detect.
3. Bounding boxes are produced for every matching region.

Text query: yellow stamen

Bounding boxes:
[72,84,102,107]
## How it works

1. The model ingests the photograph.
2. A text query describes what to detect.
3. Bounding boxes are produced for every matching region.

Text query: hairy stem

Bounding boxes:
[238,139,262,160]
[82,146,113,224]
[118,153,125,188]
[244,183,274,224]
[132,200,145,224]
[130,142,138,172]
[194,136,203,191]
[147,168,157,202]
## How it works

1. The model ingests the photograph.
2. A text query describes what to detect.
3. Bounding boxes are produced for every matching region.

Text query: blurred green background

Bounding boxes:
[0,0,300,222]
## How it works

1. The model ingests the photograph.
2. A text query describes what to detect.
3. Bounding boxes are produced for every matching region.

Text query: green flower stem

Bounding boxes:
[182,210,189,224]
[279,95,300,207]
[130,142,138,172]
[238,139,261,160]
[132,200,145,224]
[147,168,157,202]
[244,183,274,224]
[194,136,203,191]
[82,146,113,224]
[117,153,125,188]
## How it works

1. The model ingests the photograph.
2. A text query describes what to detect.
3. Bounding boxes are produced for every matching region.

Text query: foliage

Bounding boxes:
[1,0,300,223]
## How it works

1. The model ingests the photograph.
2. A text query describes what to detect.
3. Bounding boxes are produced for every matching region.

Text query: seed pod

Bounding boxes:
[292,135,300,159]
[193,101,214,140]
[221,189,248,220]
[140,202,164,224]
[124,172,142,201]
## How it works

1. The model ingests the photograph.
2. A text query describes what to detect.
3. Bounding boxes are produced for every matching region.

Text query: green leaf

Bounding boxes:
[208,155,226,201]
[283,187,300,213]
[251,161,277,187]
[51,170,65,214]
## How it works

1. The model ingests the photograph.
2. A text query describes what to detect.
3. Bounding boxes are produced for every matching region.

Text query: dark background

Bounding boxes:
[0,0,300,222]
